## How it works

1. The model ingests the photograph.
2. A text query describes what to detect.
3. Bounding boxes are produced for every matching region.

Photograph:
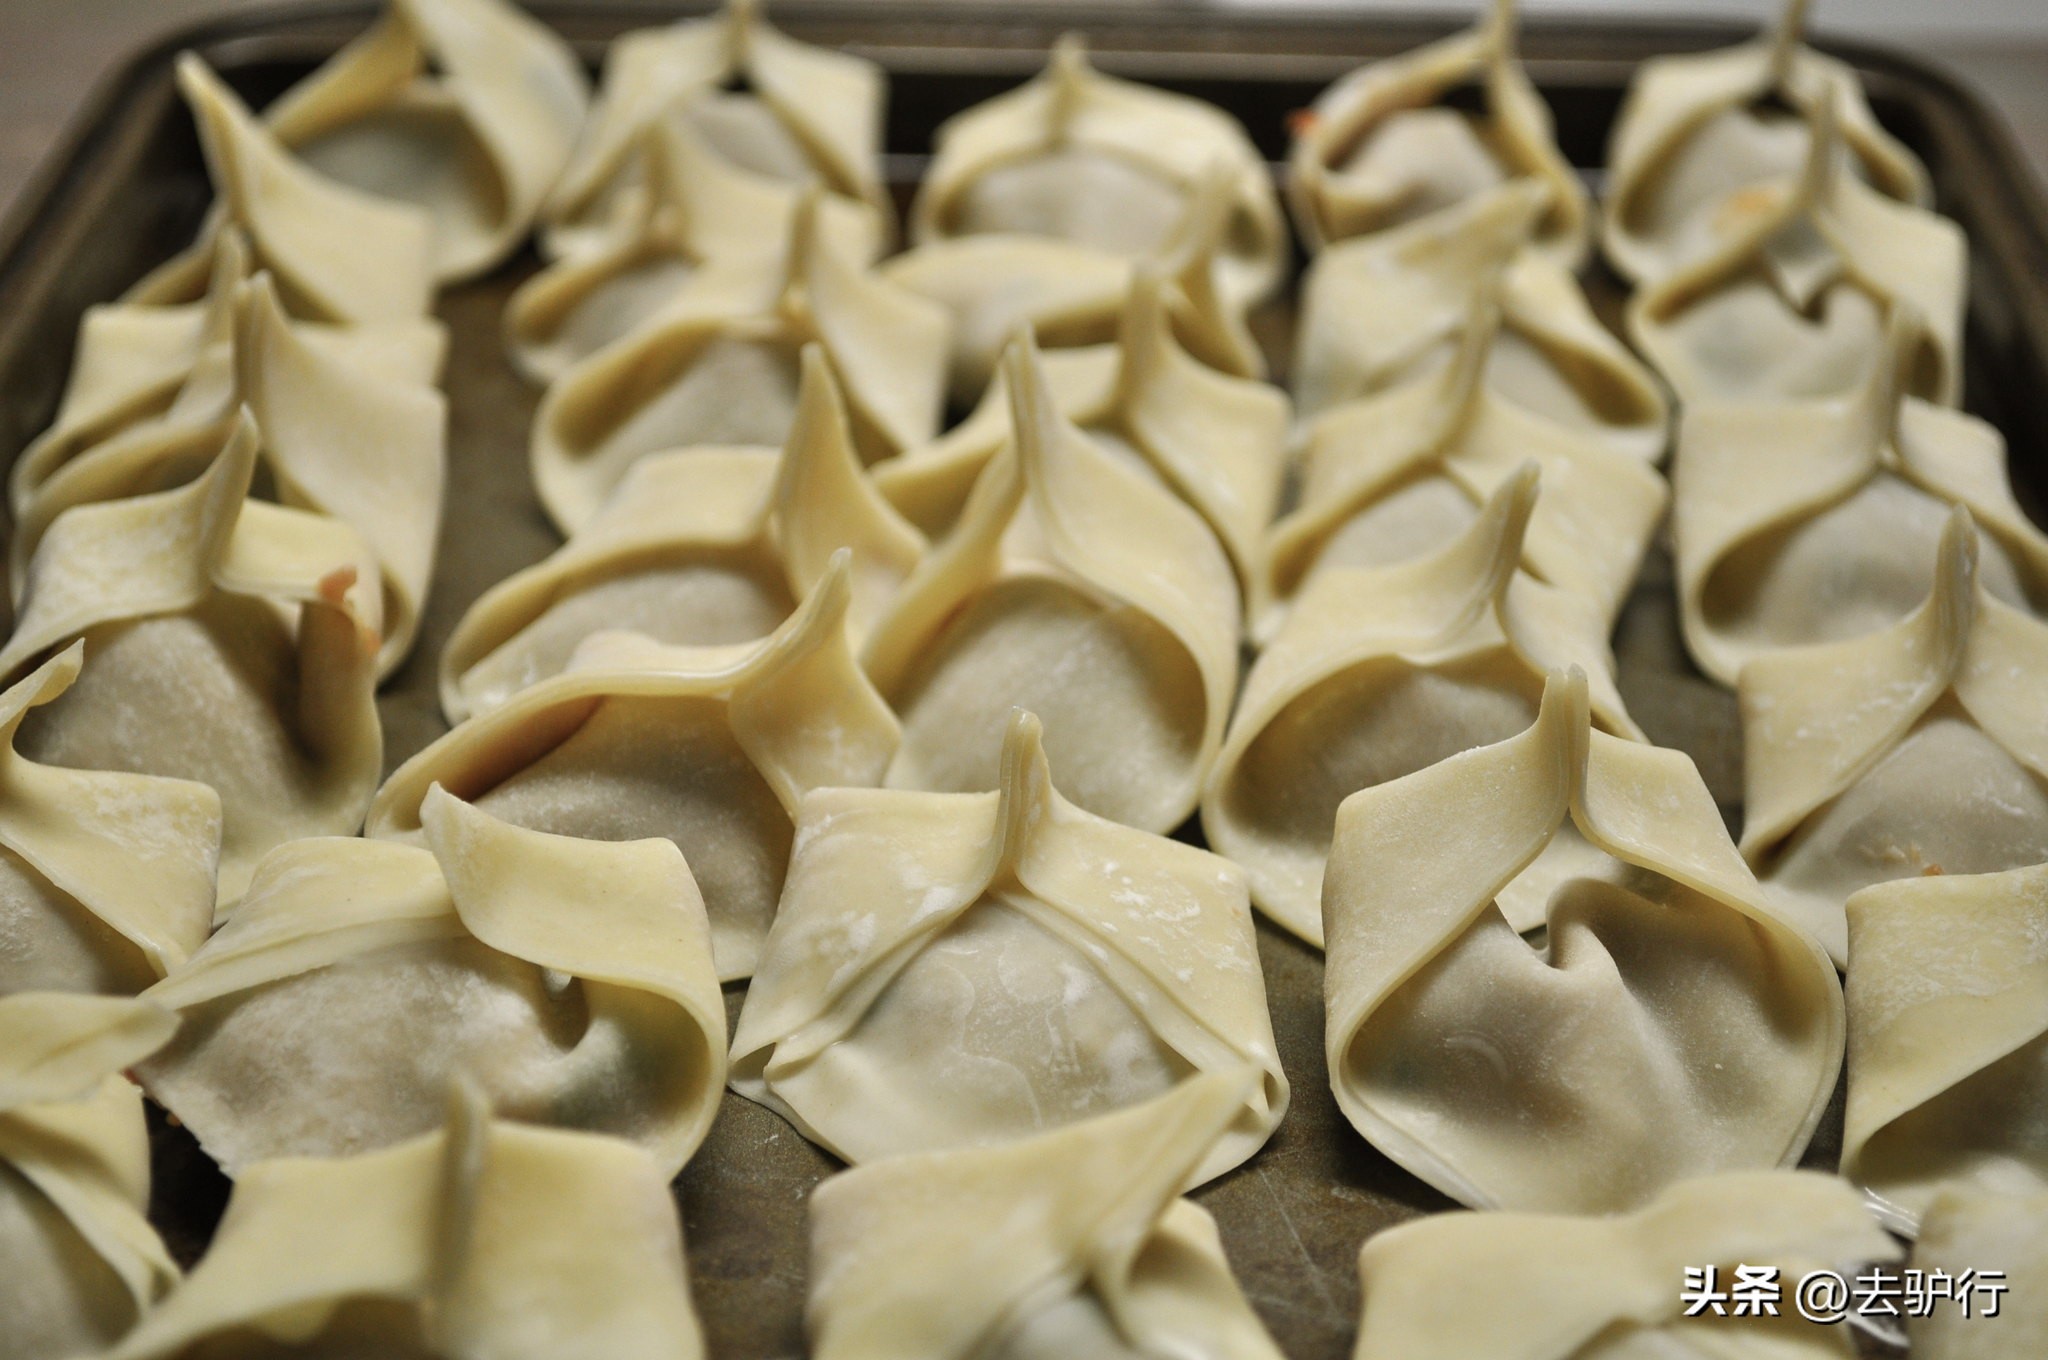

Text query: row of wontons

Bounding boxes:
[4,0,2048,1356]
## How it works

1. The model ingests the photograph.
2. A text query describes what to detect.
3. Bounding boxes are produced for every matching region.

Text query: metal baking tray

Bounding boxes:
[4,5,2047,1357]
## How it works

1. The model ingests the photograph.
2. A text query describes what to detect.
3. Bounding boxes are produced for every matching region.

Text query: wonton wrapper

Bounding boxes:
[911,34,1284,309]
[1325,669,1843,1212]
[733,712,1286,1186]
[1292,180,1666,462]
[0,415,382,914]
[1265,299,1668,641]
[1627,97,1965,408]
[140,788,725,1177]
[0,645,221,999]
[264,0,589,282]
[876,270,1286,604]
[807,1071,1283,1360]
[532,194,948,534]
[1740,510,2048,965]
[1603,0,1928,287]
[15,228,439,535]
[378,556,897,981]
[1288,0,1587,266]
[14,270,446,675]
[1909,1189,2048,1360]
[443,347,920,721]
[506,119,882,384]
[1675,316,2048,687]
[864,339,1240,836]
[1208,468,1640,946]
[886,164,1265,409]
[108,1084,706,1360]
[0,992,180,1360]
[134,57,434,325]
[540,0,889,263]
[1843,864,2048,1236]
[1352,1170,1894,1360]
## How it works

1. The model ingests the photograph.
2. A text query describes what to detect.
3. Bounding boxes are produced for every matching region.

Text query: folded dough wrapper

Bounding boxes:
[444,347,921,722]
[133,56,434,324]
[1325,668,1844,1212]
[807,1071,1284,1360]
[1843,863,2048,1236]
[15,270,446,676]
[1602,0,1929,287]
[733,710,1286,1186]
[1292,179,1667,462]
[1627,94,1965,407]
[541,0,889,262]
[0,414,382,914]
[264,0,590,282]
[1353,1169,1895,1360]
[1209,466,1642,946]
[506,117,882,384]
[380,554,898,981]
[1287,0,1587,266]
[1674,309,2048,687]
[864,336,1241,835]
[1740,509,2048,964]
[139,788,725,1178]
[888,159,1267,408]
[1265,301,1668,641]
[1909,1188,2048,1360]
[0,642,221,995]
[911,33,1285,309]
[107,1083,706,1360]
[0,992,180,1360]
[532,190,949,534]
[877,267,1287,605]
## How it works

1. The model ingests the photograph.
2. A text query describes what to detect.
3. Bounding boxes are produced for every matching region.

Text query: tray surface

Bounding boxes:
[5,6,2048,1358]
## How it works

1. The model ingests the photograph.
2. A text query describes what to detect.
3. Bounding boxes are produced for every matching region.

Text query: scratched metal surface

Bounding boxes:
[5,5,2048,1358]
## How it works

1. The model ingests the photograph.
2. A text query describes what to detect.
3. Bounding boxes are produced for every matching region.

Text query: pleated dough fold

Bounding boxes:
[1352,1171,1894,1360]
[1287,0,1587,266]
[379,555,898,981]
[0,992,179,1360]
[1292,180,1666,462]
[887,162,1266,408]
[1602,0,1928,287]
[732,711,1286,1187]
[506,118,882,384]
[911,34,1284,309]
[445,347,921,721]
[541,0,889,263]
[1627,96,1965,407]
[15,267,446,675]
[134,56,434,325]
[107,1084,706,1360]
[1325,668,1843,1212]
[806,1071,1284,1360]
[1265,294,1667,642]
[1209,467,1638,945]
[876,268,1286,604]
[864,337,1240,835]
[263,0,590,282]
[1675,313,2048,687]
[0,644,221,997]
[532,193,949,534]
[0,414,382,914]
[1843,864,2048,1236]
[139,788,725,1178]
[1740,509,2048,964]
[1909,1189,2048,1360]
